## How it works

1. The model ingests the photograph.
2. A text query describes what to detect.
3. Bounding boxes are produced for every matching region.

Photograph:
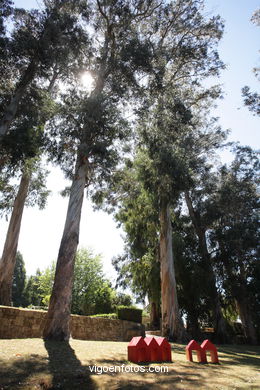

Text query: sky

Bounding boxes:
[0,0,259,284]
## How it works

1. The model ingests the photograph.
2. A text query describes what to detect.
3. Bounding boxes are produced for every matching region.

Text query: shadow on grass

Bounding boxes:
[0,341,97,390]
[0,355,49,389]
[44,340,96,389]
[172,343,260,368]
[217,344,260,369]
[87,357,203,390]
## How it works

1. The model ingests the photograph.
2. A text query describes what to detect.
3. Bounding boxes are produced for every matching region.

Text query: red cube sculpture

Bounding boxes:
[201,339,219,363]
[186,340,206,363]
[155,337,172,362]
[144,337,161,362]
[128,336,148,363]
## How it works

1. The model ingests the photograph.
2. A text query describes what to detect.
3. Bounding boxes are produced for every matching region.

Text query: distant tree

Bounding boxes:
[11,251,26,307]
[71,249,113,315]
[23,268,42,307]
[37,261,56,307]
[106,163,161,328]
[37,249,125,315]
[112,292,132,308]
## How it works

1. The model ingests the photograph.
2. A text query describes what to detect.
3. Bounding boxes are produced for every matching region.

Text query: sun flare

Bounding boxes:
[80,71,95,92]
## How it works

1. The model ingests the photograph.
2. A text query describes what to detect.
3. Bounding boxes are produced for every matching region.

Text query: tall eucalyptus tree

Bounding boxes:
[0,0,91,304]
[43,0,163,340]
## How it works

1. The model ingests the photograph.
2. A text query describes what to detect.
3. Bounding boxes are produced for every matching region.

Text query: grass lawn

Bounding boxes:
[0,339,259,389]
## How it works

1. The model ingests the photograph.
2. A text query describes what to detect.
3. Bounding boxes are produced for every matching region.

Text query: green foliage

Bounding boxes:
[241,8,260,116]
[117,306,142,323]
[71,249,113,315]
[27,248,132,315]
[23,269,42,307]
[112,292,133,307]
[242,86,260,116]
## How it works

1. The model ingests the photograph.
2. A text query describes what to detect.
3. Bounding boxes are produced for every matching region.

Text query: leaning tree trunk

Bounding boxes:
[43,146,89,341]
[159,199,186,342]
[184,191,229,343]
[0,170,31,305]
[0,59,38,138]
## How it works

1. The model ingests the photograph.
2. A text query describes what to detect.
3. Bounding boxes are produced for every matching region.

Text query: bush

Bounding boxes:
[117,305,142,323]
[89,313,117,319]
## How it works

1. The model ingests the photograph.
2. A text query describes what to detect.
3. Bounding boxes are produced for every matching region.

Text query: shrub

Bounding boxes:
[117,305,142,323]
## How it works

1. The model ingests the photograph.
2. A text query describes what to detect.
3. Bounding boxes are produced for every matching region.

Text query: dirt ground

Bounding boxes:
[0,339,259,389]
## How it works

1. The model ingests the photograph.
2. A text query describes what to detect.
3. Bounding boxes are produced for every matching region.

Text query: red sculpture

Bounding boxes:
[155,337,172,362]
[201,339,219,363]
[185,340,207,363]
[144,337,161,362]
[127,336,148,363]
[128,336,172,363]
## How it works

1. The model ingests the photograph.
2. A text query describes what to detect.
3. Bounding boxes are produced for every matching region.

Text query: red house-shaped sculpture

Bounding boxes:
[186,340,206,363]
[155,337,172,362]
[128,336,148,363]
[144,337,161,362]
[201,339,219,363]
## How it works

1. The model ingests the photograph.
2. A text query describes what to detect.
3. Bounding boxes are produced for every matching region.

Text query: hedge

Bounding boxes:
[117,306,142,323]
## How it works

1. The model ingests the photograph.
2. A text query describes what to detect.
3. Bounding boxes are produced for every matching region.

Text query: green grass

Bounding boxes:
[0,339,259,389]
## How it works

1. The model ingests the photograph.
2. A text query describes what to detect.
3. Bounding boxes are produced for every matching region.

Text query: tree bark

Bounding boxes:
[184,191,229,343]
[43,146,89,340]
[159,199,186,342]
[0,59,38,138]
[0,170,31,305]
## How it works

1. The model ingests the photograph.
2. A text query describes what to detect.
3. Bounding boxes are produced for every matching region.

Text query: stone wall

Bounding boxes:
[0,306,145,341]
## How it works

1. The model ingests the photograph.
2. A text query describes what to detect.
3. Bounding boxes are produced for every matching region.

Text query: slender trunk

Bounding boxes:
[0,59,38,138]
[43,146,89,341]
[184,191,229,343]
[149,300,160,329]
[235,298,257,345]
[159,199,186,342]
[0,170,31,305]
[186,311,202,340]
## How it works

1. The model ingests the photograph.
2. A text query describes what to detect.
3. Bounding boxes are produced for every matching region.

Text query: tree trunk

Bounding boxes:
[184,191,229,343]
[0,170,31,305]
[159,199,186,342]
[0,59,38,138]
[235,298,257,345]
[149,300,160,329]
[43,146,89,341]
[186,311,202,340]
